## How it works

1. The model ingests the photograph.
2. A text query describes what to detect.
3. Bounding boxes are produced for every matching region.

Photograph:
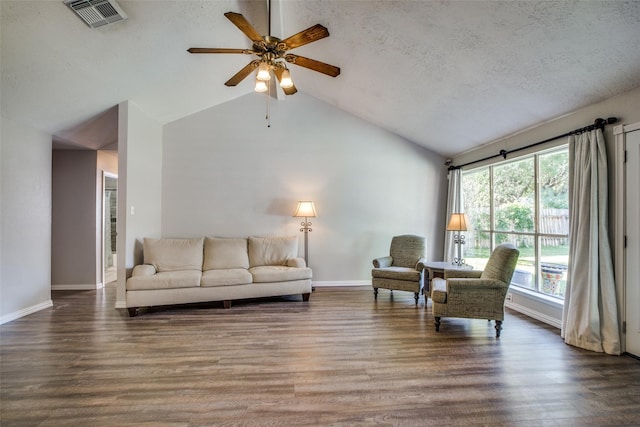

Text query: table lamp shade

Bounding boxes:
[447,213,469,232]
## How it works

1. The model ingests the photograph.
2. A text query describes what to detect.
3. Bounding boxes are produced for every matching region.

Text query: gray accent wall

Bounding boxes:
[51,150,100,289]
[162,93,447,282]
[1,116,52,323]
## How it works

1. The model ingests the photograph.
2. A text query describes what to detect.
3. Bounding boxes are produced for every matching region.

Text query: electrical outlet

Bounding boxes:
[506,292,513,302]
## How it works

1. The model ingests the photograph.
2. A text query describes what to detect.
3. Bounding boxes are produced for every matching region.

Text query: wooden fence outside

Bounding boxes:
[469,208,568,249]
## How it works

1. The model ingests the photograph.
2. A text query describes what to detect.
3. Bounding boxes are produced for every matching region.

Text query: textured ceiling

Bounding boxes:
[2,1,640,156]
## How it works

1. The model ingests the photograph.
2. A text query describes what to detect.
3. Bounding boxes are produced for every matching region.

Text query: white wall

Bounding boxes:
[451,86,640,327]
[116,102,163,307]
[162,93,447,283]
[0,116,53,324]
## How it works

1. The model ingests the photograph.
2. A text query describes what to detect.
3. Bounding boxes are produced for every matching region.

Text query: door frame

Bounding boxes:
[102,171,118,287]
[614,122,640,355]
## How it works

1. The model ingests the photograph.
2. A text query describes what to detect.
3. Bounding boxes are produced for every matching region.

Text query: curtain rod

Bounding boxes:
[447,117,618,170]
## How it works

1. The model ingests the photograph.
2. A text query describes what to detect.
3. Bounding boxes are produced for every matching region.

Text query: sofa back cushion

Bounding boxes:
[143,237,204,272]
[203,237,249,270]
[248,236,298,267]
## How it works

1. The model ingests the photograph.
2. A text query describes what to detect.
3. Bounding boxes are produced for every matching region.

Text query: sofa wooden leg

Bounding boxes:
[302,293,310,302]
[223,300,231,309]
[373,288,378,299]
[434,317,441,332]
[127,307,139,317]
[414,292,419,304]
[495,320,503,338]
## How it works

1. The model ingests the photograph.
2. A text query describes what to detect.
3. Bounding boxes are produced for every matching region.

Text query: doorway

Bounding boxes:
[103,173,118,285]
[624,128,640,357]
[615,122,640,357]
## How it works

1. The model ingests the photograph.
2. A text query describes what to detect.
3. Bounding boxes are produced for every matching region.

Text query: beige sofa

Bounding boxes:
[126,236,312,316]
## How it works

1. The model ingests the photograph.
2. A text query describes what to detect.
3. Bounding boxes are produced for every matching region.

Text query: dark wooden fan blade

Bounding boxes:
[225,60,259,86]
[280,24,329,50]
[224,12,263,43]
[188,48,251,54]
[284,54,340,77]
[273,68,298,95]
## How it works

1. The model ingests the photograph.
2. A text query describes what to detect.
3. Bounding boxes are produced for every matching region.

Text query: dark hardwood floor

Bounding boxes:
[1,285,639,426]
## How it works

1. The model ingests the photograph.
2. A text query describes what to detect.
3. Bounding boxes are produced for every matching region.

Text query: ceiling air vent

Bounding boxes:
[64,0,127,28]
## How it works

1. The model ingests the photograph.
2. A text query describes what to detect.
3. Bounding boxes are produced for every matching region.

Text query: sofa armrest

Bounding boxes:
[373,256,392,268]
[132,264,157,277]
[444,269,482,279]
[286,257,307,268]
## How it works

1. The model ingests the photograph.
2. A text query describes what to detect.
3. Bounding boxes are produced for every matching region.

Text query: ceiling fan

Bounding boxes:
[187,8,340,95]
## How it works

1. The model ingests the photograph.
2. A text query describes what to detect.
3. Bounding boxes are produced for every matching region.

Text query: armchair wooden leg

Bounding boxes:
[495,320,503,338]
[414,292,419,304]
[373,288,378,299]
[127,307,139,317]
[434,316,441,331]
[302,293,310,302]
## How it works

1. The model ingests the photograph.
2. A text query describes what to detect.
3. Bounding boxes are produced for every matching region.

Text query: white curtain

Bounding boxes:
[444,168,462,263]
[561,128,620,355]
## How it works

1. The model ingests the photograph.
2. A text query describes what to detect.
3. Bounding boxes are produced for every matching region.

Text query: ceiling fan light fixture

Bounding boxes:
[279,69,294,89]
[254,78,268,93]
[256,62,271,81]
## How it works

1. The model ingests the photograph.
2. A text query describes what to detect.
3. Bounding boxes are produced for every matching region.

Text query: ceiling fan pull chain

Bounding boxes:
[266,80,271,128]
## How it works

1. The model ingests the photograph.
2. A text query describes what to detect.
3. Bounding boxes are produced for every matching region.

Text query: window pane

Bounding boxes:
[495,232,535,289]
[494,158,535,233]
[539,150,569,211]
[464,230,490,271]
[462,168,490,231]
[540,237,569,298]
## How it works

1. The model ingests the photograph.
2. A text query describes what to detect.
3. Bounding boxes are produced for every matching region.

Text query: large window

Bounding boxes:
[462,147,569,299]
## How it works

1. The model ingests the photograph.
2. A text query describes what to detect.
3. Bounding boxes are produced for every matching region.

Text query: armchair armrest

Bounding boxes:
[132,264,157,277]
[287,257,307,268]
[416,257,427,271]
[373,256,393,268]
[444,269,482,279]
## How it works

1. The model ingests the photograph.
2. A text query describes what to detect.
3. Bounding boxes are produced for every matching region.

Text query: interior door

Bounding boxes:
[625,129,640,357]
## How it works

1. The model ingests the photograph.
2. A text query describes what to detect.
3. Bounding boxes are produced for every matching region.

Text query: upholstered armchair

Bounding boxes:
[430,243,519,337]
[371,235,426,304]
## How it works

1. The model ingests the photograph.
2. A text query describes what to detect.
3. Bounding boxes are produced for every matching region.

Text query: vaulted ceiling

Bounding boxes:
[2,1,640,156]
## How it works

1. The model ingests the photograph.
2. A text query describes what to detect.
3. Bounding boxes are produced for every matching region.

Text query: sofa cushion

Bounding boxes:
[248,236,298,267]
[126,270,202,291]
[249,265,312,283]
[203,237,249,271]
[143,238,204,272]
[201,268,253,287]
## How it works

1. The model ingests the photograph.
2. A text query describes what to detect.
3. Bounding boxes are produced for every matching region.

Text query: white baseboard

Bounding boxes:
[313,280,371,287]
[52,283,104,291]
[505,300,562,329]
[0,300,53,325]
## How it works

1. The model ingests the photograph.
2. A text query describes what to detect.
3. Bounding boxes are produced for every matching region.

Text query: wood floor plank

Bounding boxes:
[1,285,639,426]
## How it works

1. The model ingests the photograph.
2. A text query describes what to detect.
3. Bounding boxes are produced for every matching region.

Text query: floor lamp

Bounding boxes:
[447,213,469,267]
[293,201,317,268]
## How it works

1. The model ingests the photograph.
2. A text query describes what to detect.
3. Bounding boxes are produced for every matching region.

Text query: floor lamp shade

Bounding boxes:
[293,201,317,218]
